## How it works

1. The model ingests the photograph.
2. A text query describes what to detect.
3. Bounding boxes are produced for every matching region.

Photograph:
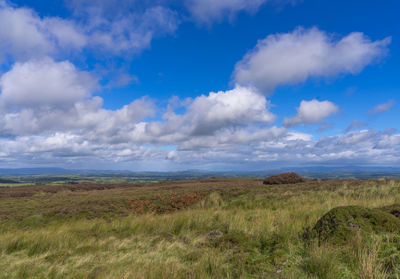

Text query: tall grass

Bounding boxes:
[1,179,400,278]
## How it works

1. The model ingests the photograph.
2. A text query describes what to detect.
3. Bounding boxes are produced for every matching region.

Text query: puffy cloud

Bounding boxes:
[234,27,391,93]
[0,96,155,138]
[44,17,87,49]
[146,86,276,138]
[184,0,267,24]
[0,58,155,137]
[0,58,98,108]
[186,86,276,134]
[283,99,339,127]
[0,1,179,62]
[0,132,168,168]
[369,99,396,114]
[0,1,86,62]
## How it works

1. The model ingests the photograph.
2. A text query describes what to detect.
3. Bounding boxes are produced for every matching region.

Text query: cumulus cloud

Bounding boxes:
[234,27,391,93]
[146,86,276,138]
[283,99,339,127]
[0,1,179,62]
[369,99,396,114]
[0,1,86,62]
[0,58,155,137]
[0,58,97,108]
[186,86,276,134]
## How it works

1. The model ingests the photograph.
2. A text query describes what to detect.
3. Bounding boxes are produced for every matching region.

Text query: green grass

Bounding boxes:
[1,178,400,278]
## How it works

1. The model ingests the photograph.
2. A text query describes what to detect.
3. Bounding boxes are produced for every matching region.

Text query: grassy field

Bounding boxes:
[1,178,400,278]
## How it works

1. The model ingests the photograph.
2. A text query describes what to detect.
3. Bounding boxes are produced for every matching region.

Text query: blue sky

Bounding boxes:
[0,0,399,171]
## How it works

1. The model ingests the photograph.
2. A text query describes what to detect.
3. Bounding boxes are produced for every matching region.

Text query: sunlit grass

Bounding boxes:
[1,179,400,278]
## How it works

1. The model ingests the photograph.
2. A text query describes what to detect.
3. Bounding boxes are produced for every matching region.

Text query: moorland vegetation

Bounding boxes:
[1,175,400,278]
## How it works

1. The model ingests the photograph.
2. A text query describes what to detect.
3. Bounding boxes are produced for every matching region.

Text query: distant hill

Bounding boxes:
[0,166,400,179]
[0,168,126,176]
[0,178,19,183]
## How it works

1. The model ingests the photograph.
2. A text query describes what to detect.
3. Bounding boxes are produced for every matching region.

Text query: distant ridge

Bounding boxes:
[0,166,400,179]
[0,168,132,176]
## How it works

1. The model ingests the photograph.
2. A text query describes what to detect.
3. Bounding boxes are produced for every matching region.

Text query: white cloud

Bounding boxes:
[64,0,179,54]
[0,58,97,108]
[283,99,339,127]
[0,1,86,62]
[369,99,396,114]
[184,0,267,24]
[158,129,400,169]
[178,126,286,150]
[0,58,155,137]
[146,86,276,138]
[44,17,87,49]
[187,86,276,134]
[0,1,179,62]
[234,27,391,93]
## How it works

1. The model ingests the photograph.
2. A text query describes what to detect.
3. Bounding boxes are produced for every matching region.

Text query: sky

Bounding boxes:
[0,0,399,171]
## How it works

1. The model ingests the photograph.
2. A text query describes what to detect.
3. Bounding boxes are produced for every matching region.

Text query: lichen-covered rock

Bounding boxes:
[263,172,306,185]
[313,206,400,244]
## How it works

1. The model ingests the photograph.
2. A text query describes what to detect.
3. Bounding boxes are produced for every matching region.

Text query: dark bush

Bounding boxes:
[263,172,306,185]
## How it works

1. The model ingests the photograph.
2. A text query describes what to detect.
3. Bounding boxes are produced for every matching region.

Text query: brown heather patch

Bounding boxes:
[263,172,306,185]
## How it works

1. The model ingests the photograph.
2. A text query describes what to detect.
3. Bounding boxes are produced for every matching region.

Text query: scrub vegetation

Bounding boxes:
[1,176,400,278]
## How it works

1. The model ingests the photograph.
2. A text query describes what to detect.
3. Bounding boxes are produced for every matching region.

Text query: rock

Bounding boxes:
[263,172,306,185]
[204,230,223,241]
[313,206,400,244]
